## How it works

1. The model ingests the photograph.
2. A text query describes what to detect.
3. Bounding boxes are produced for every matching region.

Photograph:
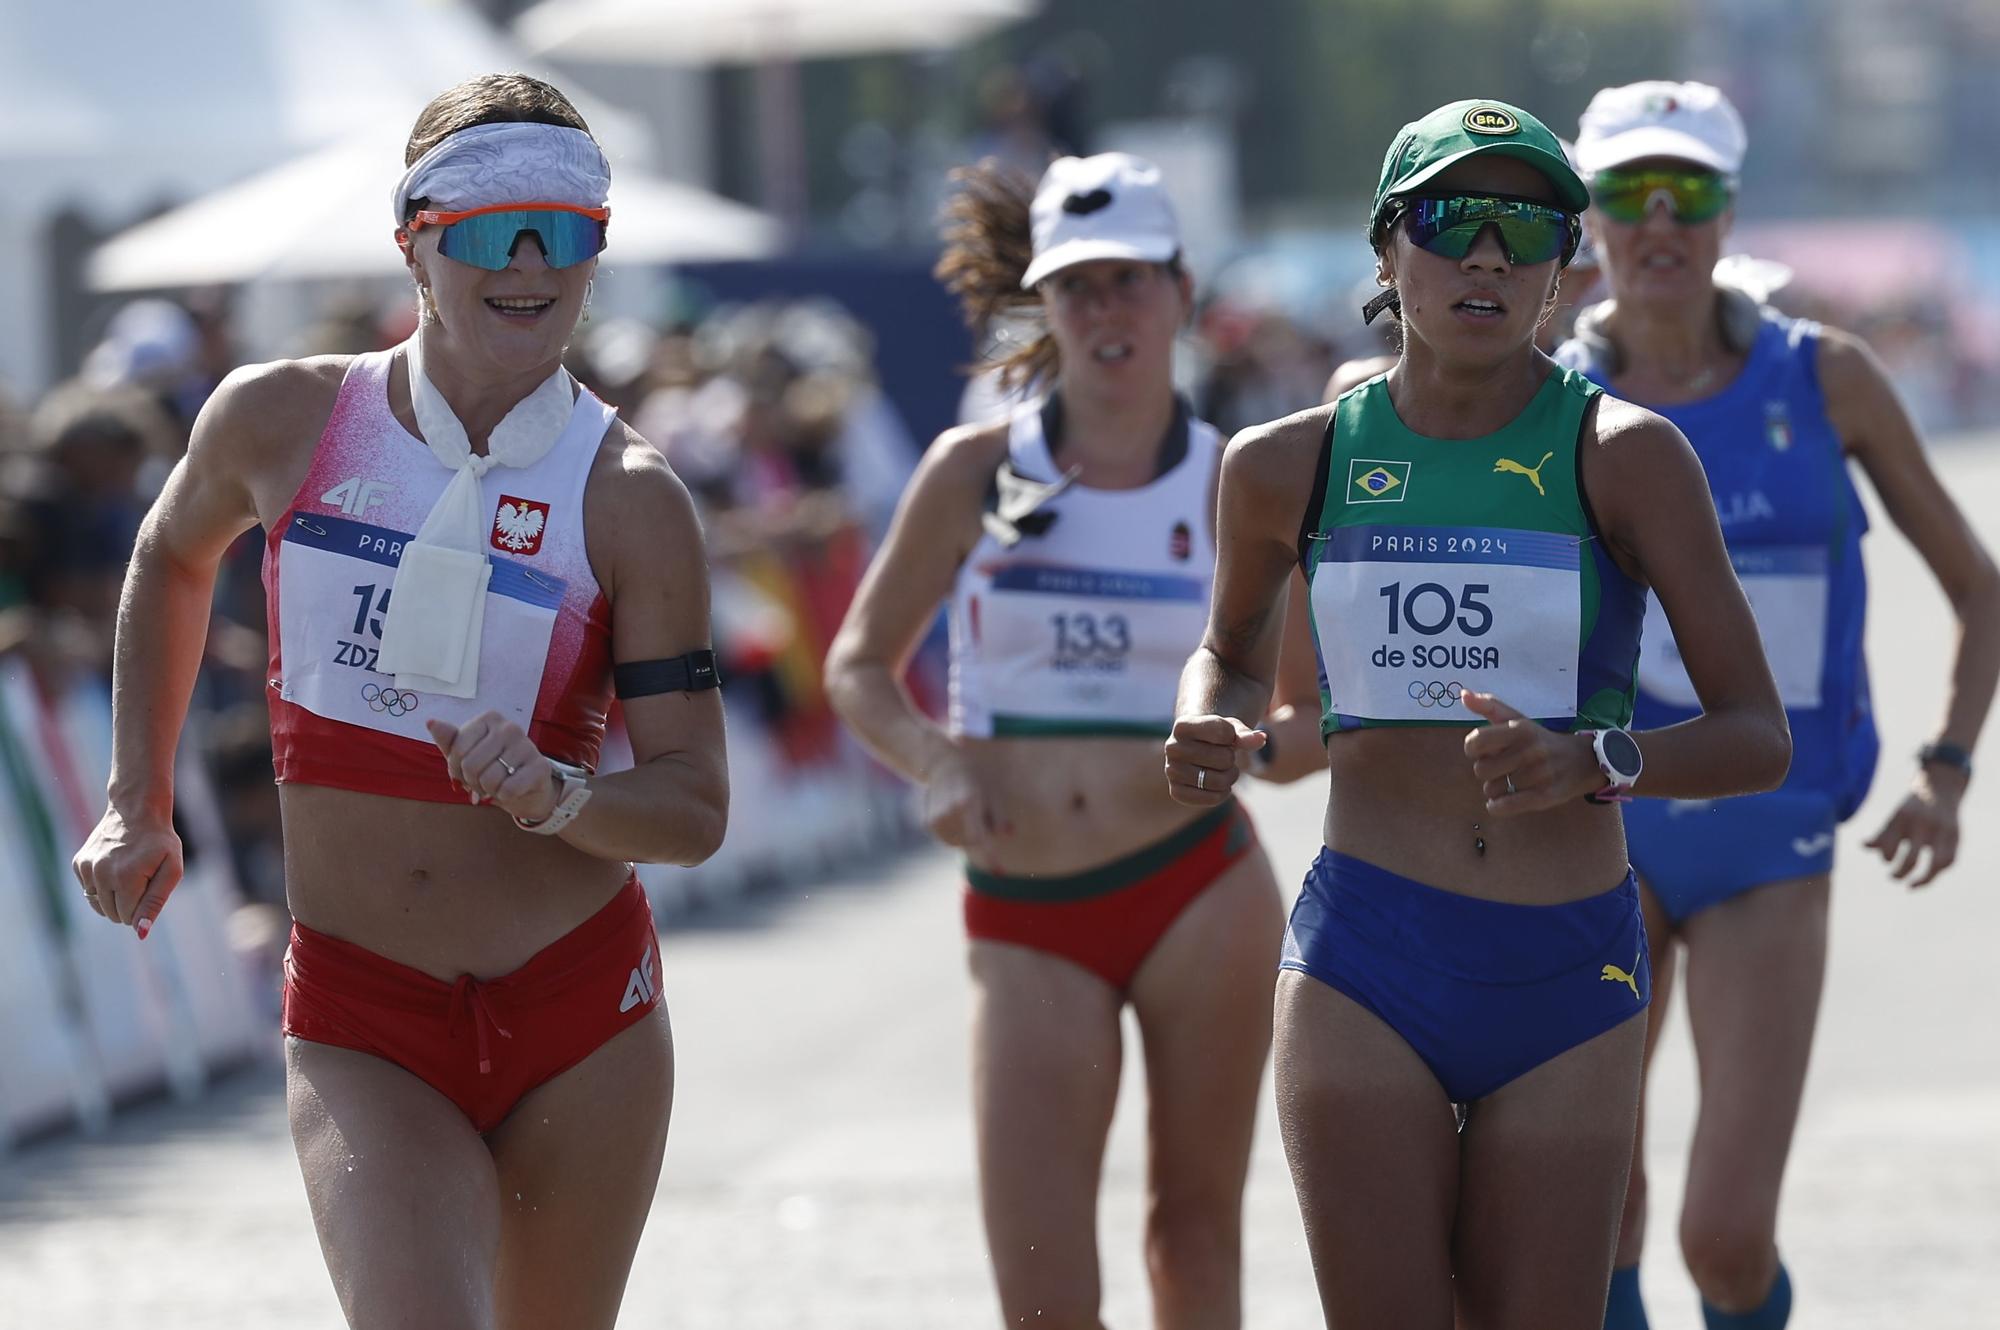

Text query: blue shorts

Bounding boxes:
[1623,789,1837,924]
[1280,849,1651,1104]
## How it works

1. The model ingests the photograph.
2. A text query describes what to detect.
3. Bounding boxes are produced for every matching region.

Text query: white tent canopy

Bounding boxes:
[516,0,1037,65]
[0,0,660,392]
[0,0,661,228]
[88,133,781,291]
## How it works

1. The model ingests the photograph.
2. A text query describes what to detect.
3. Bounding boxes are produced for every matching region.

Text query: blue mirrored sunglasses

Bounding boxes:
[408,203,609,271]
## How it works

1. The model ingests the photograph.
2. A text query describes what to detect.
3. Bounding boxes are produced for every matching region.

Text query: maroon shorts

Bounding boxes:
[282,877,662,1133]
[963,800,1255,992]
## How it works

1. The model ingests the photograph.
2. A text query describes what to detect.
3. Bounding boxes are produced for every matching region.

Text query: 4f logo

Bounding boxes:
[321,476,394,517]
[493,496,550,555]
[620,942,660,1013]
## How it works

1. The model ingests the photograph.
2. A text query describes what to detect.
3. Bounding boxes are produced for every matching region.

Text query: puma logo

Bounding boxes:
[1493,450,1556,496]
[1062,188,1114,215]
[1600,951,1641,1000]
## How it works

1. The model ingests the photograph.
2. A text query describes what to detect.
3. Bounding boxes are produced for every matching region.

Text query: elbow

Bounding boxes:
[823,657,859,725]
[671,787,730,867]
[1966,554,2000,622]
[1752,711,1793,793]
[821,638,875,725]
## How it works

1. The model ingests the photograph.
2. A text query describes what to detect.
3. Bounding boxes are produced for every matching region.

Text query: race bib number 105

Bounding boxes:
[1312,526,1582,721]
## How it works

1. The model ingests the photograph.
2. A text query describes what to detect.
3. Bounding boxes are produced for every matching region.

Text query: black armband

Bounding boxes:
[614,651,721,699]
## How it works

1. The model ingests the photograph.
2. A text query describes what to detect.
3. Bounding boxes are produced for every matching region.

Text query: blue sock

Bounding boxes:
[1702,1261,1792,1330]
[1603,1264,1649,1330]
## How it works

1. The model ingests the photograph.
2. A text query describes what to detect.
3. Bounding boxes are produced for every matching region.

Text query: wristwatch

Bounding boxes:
[1583,728,1643,805]
[1918,740,1973,780]
[1250,725,1277,774]
[514,759,593,835]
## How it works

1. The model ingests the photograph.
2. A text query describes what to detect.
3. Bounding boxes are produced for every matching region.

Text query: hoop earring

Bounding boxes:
[1538,277,1562,328]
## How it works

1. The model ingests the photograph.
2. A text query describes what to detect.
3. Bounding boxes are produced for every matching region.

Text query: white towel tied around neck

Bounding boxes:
[373,331,576,698]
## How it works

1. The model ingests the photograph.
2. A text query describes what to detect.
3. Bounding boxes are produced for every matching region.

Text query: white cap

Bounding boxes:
[1575,81,1747,177]
[1020,153,1181,290]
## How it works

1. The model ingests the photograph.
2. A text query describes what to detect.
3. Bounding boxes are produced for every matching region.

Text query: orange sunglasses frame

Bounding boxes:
[406,201,611,231]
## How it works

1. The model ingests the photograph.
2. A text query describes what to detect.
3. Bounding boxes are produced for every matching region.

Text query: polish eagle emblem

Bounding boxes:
[492,495,550,555]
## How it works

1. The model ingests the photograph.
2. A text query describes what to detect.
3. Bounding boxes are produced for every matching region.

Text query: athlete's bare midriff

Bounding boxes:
[959,735,1209,877]
[280,784,629,979]
[1324,726,1629,906]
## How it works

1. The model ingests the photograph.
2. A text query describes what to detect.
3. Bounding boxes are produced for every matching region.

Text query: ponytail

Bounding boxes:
[935,160,1059,392]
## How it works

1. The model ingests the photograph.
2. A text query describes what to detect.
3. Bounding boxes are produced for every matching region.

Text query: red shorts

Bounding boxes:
[282,877,662,1133]
[963,799,1255,992]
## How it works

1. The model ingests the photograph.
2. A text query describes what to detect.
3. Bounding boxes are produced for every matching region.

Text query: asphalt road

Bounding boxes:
[4,439,1997,1329]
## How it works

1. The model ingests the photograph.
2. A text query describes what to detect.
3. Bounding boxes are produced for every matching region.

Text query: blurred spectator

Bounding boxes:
[572,317,661,417]
[618,296,919,772]
[295,293,393,358]
[9,382,175,664]
[0,495,36,650]
[203,702,286,909]
[1198,306,1335,435]
[80,297,222,452]
[631,296,917,543]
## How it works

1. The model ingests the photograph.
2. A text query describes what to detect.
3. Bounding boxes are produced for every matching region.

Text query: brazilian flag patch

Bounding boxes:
[1348,458,1411,503]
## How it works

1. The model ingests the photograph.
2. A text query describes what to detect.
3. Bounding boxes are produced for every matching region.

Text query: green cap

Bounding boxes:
[1371,99,1589,239]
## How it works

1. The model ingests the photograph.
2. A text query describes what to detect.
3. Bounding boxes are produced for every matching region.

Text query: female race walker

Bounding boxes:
[827,153,1308,1330]
[1167,99,1792,1328]
[1557,81,2000,1330]
[72,74,726,1328]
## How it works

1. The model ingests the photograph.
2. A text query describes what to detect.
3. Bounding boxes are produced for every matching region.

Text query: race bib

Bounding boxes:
[1639,545,1828,709]
[274,512,562,739]
[976,562,1206,727]
[1313,526,1581,721]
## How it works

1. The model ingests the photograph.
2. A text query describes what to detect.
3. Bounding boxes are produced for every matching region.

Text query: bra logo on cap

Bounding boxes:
[1063,188,1114,215]
[1464,106,1520,136]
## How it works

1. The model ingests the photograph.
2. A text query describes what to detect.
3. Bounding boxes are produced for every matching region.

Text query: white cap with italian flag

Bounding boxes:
[1575,81,1747,177]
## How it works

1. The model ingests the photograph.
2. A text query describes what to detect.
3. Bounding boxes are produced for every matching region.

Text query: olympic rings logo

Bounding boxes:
[362,683,419,717]
[1407,680,1464,708]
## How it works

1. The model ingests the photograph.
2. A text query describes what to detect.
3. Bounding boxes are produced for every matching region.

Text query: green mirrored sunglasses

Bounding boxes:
[1589,168,1734,224]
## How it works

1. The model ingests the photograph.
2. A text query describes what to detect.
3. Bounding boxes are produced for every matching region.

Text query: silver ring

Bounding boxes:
[1505,774,1516,795]
[1197,768,1207,790]
[498,757,518,777]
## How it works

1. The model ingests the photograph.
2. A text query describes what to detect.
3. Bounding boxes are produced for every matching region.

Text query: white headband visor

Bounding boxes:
[392,122,610,224]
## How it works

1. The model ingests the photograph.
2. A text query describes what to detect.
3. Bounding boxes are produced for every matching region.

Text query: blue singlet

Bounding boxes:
[1557,313,1879,920]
